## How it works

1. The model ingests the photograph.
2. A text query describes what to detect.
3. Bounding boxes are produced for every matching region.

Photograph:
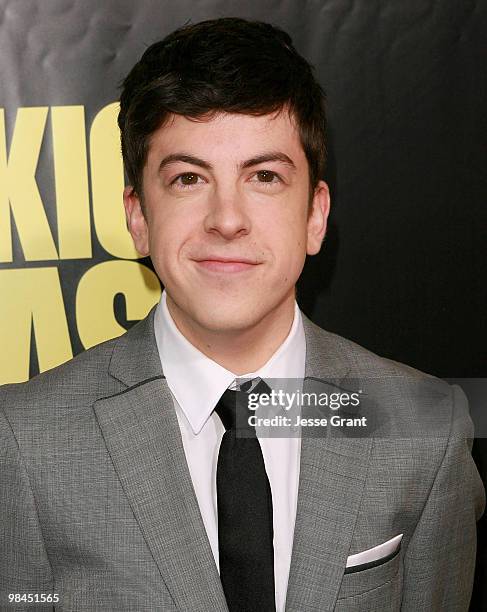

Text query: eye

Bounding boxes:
[253,170,281,184]
[170,172,205,189]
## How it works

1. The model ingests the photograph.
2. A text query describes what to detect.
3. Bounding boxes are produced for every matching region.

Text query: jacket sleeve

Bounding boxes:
[401,384,485,611]
[0,403,54,612]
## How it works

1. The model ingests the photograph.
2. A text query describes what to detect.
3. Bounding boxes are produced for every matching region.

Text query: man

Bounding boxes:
[0,17,484,612]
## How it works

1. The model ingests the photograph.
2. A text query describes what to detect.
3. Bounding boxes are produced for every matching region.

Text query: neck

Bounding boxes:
[165,291,296,375]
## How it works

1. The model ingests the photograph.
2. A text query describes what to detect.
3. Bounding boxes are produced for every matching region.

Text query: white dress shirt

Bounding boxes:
[153,289,305,612]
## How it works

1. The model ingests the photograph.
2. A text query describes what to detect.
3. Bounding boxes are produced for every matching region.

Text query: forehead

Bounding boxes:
[146,110,307,166]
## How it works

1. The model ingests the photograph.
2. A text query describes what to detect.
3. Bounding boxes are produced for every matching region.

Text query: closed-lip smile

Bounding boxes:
[192,256,261,273]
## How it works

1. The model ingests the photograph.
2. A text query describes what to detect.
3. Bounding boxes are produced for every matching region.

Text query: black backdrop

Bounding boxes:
[0,1,486,608]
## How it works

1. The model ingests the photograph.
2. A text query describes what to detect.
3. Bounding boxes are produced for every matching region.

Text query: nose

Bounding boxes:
[203,185,250,239]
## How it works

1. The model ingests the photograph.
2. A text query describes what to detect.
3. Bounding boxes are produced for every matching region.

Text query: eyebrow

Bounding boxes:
[240,152,296,171]
[158,154,212,173]
[157,151,297,173]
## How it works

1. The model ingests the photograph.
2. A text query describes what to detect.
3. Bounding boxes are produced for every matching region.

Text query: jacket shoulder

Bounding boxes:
[0,334,123,411]
[303,316,457,436]
[304,315,439,380]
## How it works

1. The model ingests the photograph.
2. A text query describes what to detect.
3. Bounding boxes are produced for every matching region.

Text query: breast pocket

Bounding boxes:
[335,547,402,612]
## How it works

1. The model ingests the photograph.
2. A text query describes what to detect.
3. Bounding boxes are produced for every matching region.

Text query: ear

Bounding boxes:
[306,180,330,255]
[123,186,150,256]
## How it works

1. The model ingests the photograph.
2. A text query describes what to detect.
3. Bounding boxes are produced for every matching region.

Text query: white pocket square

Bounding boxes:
[346,533,403,568]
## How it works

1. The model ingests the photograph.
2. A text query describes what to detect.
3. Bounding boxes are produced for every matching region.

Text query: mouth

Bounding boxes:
[192,257,261,274]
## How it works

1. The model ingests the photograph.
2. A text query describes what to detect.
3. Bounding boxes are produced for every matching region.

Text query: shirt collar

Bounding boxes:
[154,289,306,434]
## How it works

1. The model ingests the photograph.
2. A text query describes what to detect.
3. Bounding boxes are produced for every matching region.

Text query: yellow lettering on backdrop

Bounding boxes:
[0,268,72,384]
[90,102,140,259]
[0,107,58,262]
[76,260,161,349]
[51,106,92,259]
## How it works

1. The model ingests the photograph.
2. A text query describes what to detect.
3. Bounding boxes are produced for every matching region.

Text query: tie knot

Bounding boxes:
[214,379,269,431]
[214,388,250,431]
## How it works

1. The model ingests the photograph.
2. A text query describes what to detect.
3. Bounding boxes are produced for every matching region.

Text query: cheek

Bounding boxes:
[275,207,308,247]
[146,217,177,263]
[271,225,307,276]
[147,213,198,269]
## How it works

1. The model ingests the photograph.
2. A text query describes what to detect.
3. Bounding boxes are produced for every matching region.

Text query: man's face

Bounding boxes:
[124,110,329,335]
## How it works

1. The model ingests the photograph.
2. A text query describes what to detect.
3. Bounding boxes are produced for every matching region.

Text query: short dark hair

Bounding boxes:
[118,17,327,200]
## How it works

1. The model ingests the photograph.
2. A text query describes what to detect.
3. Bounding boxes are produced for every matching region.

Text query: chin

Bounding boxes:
[193,306,260,333]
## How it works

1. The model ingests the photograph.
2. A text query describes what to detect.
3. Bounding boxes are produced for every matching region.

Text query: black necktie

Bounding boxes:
[214,379,276,612]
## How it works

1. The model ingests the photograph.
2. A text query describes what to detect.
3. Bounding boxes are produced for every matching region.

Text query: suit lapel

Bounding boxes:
[285,314,373,611]
[94,308,228,612]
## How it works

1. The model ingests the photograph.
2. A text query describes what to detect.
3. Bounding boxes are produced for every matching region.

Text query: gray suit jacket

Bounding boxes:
[0,307,484,611]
